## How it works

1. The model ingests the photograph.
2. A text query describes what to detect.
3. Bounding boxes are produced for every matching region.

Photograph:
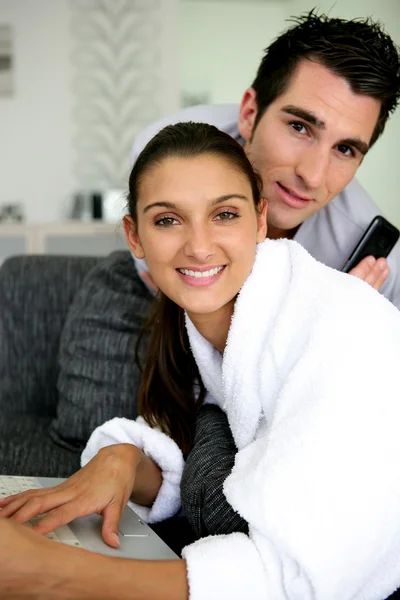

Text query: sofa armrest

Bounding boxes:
[0,254,100,417]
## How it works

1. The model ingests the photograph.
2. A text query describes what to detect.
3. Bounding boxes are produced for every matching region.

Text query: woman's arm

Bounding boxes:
[0,516,269,600]
[91,556,189,600]
[81,417,185,524]
[0,518,189,600]
[131,449,162,506]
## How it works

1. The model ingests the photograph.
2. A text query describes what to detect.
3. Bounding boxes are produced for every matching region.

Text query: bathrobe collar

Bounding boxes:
[185,239,301,449]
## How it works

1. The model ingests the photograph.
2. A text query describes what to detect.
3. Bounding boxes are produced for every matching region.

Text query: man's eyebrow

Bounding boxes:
[282,105,326,129]
[338,137,369,157]
[282,104,369,156]
[142,194,249,214]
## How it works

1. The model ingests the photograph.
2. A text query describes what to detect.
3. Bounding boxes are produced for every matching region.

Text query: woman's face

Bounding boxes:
[125,153,267,321]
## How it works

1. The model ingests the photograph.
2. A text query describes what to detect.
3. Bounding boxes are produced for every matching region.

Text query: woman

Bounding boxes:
[2,122,400,600]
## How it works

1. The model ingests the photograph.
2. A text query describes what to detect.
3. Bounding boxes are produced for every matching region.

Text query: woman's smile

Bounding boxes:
[176,265,226,287]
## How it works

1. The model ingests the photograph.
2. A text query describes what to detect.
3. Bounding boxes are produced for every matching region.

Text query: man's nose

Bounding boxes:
[295,146,330,190]
[184,225,215,262]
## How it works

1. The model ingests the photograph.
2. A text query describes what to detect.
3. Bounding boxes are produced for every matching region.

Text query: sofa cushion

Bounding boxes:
[0,411,81,477]
[0,254,100,417]
[50,251,153,451]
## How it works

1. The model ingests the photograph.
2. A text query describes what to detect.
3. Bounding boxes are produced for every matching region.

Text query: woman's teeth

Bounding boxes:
[178,266,224,278]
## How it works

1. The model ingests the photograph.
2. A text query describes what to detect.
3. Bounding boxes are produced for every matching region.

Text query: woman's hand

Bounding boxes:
[0,443,142,548]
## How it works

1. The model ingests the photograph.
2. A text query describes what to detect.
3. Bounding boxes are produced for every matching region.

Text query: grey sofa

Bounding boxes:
[0,251,152,477]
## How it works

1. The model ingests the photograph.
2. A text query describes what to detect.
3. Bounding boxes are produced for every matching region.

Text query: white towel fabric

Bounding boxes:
[81,416,184,523]
[82,238,400,600]
[182,239,400,600]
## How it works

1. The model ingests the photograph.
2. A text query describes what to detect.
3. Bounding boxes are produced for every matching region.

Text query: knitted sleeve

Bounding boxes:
[181,404,248,538]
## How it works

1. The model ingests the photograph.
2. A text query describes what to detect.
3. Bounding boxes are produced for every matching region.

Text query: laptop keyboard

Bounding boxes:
[0,476,83,547]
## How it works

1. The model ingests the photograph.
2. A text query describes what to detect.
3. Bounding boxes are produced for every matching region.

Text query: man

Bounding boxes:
[132,11,400,308]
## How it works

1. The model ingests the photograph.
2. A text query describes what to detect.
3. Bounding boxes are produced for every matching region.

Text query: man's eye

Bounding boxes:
[155,217,179,227]
[214,211,239,221]
[337,144,354,157]
[290,121,307,134]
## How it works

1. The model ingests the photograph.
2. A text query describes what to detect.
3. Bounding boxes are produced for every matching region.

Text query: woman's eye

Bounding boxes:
[214,211,239,221]
[337,144,354,157]
[290,121,307,134]
[155,216,179,227]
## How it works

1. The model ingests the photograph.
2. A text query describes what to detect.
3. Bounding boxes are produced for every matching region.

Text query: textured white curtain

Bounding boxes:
[70,0,180,190]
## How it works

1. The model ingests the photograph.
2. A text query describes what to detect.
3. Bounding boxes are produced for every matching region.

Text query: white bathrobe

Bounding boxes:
[82,239,400,600]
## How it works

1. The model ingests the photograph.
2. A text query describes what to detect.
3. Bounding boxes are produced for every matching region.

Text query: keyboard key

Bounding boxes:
[52,524,80,543]
[62,539,84,548]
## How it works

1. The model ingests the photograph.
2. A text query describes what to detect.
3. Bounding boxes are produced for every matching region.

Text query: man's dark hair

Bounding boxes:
[252,10,400,146]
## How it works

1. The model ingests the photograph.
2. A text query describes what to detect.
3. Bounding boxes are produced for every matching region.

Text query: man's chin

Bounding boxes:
[266,214,304,239]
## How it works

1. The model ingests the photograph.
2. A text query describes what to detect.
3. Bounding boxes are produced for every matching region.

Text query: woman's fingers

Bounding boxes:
[0,486,77,522]
[0,446,141,543]
[101,501,125,548]
[31,497,97,535]
[0,490,53,520]
[0,492,31,516]
[1,485,130,541]
[33,490,130,543]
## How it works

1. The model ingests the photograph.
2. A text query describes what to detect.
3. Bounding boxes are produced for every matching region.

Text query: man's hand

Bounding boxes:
[348,255,390,291]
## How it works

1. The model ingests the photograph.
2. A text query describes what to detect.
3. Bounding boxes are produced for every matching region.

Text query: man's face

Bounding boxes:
[238,59,381,238]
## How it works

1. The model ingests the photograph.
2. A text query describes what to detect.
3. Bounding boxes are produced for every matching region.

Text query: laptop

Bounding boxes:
[0,475,178,560]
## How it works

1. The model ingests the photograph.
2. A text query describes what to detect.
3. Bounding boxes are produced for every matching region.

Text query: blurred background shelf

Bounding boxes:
[0,222,128,260]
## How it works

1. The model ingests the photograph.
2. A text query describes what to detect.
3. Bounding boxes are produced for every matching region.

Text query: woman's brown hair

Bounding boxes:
[129,122,262,456]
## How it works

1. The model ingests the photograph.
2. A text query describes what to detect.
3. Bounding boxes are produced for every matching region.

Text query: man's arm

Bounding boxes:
[181,404,248,538]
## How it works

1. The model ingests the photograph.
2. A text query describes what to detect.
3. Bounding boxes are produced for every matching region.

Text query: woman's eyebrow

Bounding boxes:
[143,201,177,214]
[211,194,249,206]
[143,195,249,214]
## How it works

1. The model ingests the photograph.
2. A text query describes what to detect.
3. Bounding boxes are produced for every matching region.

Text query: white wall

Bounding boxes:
[0,0,74,222]
[2,0,398,224]
[180,0,400,226]
[180,0,287,104]
[0,0,180,223]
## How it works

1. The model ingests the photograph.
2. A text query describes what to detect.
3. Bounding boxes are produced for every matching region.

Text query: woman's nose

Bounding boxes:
[183,225,215,262]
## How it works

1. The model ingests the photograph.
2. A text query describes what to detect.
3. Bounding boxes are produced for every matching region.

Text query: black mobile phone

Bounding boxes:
[342,216,400,273]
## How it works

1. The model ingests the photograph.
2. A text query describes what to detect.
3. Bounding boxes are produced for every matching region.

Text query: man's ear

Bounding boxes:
[256,198,268,242]
[123,215,145,259]
[238,88,258,143]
